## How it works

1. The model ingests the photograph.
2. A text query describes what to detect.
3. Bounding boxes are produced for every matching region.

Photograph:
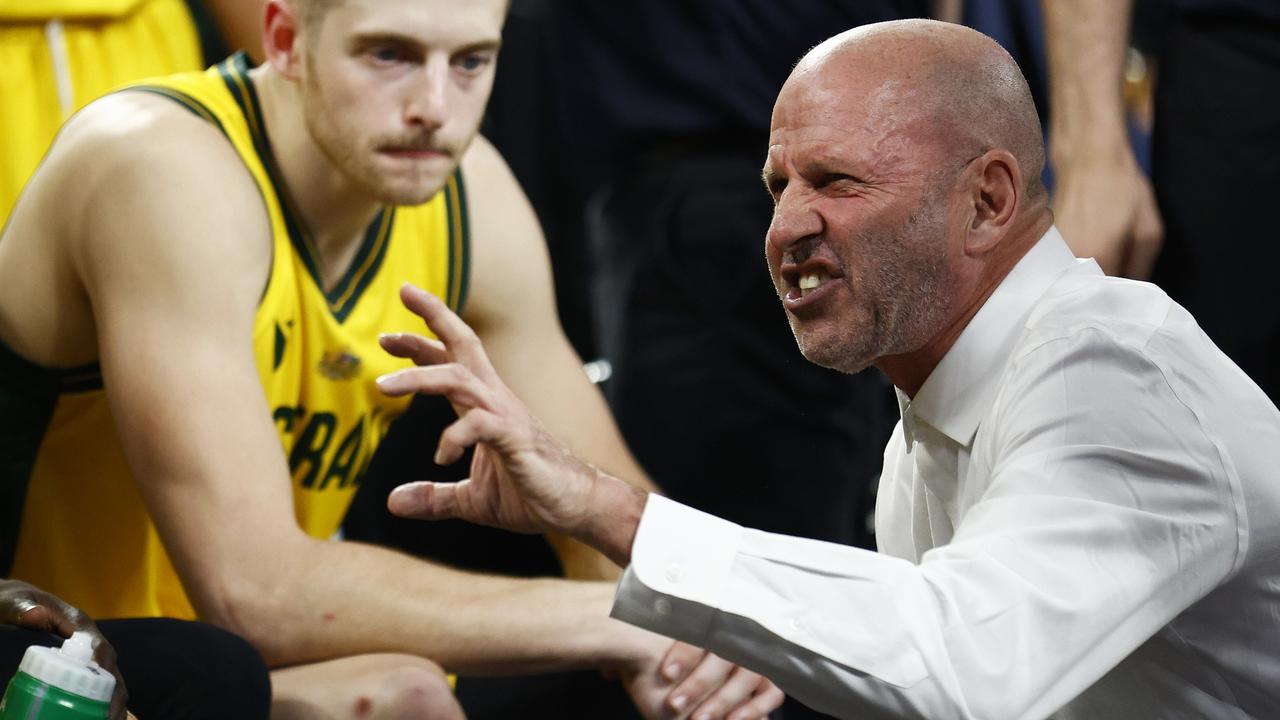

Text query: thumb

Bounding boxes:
[388,481,463,520]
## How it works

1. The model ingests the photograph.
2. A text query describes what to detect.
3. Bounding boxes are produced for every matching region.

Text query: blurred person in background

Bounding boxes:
[0,0,262,223]
[1044,0,1280,400]
[0,0,199,222]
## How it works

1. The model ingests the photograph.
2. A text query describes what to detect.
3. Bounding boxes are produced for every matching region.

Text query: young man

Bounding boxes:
[0,0,782,716]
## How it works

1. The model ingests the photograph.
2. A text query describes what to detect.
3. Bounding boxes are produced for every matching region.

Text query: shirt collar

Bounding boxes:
[901,226,1089,448]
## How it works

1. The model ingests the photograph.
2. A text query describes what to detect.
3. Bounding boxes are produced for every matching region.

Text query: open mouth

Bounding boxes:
[780,260,842,306]
[798,271,830,298]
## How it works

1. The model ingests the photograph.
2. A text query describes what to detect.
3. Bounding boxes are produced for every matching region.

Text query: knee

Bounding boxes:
[354,657,461,720]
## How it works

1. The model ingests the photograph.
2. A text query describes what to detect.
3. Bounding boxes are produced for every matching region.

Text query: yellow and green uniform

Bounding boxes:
[0,0,202,222]
[0,52,470,619]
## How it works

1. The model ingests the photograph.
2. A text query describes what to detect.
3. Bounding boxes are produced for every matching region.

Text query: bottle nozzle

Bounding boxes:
[59,631,95,664]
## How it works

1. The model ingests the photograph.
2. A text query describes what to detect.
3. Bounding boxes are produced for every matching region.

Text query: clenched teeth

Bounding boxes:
[799,273,823,297]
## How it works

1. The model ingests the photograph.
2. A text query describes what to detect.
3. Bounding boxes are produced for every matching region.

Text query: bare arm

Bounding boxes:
[459,136,658,581]
[1042,0,1162,277]
[63,96,647,675]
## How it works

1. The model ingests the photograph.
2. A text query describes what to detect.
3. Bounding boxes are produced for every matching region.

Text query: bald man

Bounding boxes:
[378,19,1280,720]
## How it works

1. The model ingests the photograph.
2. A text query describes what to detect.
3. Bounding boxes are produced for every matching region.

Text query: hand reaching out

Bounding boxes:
[378,283,646,565]
[379,285,784,719]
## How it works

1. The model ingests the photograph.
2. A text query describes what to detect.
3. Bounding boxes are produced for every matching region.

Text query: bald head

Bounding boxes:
[787,19,1045,198]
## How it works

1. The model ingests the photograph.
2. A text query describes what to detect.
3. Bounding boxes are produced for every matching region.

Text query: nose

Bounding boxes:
[405,56,449,130]
[766,186,823,256]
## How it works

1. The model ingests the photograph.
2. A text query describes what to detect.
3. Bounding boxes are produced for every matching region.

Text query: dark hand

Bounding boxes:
[0,580,128,720]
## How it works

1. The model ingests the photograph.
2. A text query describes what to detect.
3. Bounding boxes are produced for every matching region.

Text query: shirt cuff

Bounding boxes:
[610,494,744,645]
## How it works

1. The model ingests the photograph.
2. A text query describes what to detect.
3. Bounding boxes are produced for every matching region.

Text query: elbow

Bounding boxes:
[185,537,316,667]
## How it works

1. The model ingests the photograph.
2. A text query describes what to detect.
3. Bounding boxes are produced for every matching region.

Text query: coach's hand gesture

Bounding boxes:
[378,284,647,565]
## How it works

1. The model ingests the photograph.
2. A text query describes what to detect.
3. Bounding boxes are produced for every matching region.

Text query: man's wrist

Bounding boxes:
[578,470,648,567]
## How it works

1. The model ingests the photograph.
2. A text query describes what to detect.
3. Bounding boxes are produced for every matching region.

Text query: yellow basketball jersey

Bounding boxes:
[2,53,468,620]
[0,0,201,222]
[0,0,146,20]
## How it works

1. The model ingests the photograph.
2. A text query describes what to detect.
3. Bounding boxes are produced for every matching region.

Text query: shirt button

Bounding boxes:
[655,598,672,616]
[666,564,683,583]
[788,617,803,633]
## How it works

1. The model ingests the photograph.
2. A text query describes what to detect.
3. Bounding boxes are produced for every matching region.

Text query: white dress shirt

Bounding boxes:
[611,227,1280,719]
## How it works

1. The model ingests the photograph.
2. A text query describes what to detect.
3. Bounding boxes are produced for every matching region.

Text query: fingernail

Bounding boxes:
[670,695,687,711]
[663,663,682,681]
[376,374,392,385]
[695,713,711,720]
[434,447,446,465]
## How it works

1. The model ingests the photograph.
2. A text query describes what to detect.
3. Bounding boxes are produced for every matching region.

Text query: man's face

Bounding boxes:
[763,67,958,375]
[297,0,504,205]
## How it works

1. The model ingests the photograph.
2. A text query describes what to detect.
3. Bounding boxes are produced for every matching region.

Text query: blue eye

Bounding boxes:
[455,53,491,73]
[369,45,402,64]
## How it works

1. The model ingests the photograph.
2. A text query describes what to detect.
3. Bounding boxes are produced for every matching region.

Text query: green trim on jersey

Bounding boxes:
[330,208,396,322]
[127,86,227,134]
[218,52,407,323]
[444,172,471,314]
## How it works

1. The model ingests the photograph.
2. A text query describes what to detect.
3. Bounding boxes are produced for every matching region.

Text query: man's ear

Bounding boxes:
[263,0,303,80]
[963,149,1021,256]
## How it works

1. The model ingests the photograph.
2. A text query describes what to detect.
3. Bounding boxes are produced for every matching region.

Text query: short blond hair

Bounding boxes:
[293,0,342,31]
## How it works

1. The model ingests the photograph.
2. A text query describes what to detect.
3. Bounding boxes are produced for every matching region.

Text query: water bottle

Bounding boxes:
[0,631,114,719]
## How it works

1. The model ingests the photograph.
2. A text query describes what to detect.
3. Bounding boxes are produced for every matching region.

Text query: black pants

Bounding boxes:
[1152,11,1280,402]
[0,618,270,719]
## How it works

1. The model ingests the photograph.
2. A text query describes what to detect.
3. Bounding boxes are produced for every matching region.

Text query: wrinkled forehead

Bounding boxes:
[766,62,928,169]
[773,53,925,130]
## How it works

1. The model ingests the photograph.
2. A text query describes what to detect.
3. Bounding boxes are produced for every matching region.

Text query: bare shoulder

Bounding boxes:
[456,135,556,331]
[49,92,272,298]
[457,133,511,189]
[52,91,268,246]
[0,92,270,364]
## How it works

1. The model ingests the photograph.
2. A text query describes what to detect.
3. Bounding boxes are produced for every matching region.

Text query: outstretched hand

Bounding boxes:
[378,284,645,563]
[0,580,129,720]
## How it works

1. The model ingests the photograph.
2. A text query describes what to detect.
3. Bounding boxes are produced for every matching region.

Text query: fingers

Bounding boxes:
[1125,183,1165,280]
[376,364,495,412]
[659,641,707,688]
[435,407,508,465]
[688,668,781,720]
[379,332,447,367]
[14,600,77,638]
[665,652,735,717]
[398,283,498,381]
[388,480,465,521]
[659,646,782,720]
[724,677,786,720]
